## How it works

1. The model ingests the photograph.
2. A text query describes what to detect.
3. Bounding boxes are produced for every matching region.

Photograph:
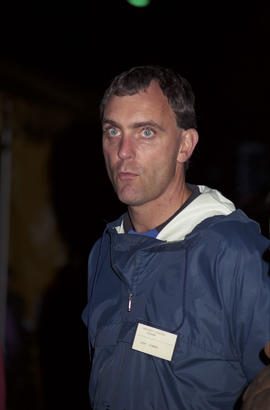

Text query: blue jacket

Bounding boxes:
[82,186,270,409]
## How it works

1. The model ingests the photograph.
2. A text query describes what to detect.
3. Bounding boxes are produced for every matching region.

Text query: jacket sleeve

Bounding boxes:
[237,244,270,381]
[81,237,102,327]
[219,224,270,382]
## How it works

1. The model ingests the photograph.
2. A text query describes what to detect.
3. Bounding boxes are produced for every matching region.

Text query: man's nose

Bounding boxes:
[118,135,135,160]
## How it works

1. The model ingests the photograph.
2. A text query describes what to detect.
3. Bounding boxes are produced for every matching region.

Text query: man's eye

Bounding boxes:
[141,128,154,138]
[107,127,120,137]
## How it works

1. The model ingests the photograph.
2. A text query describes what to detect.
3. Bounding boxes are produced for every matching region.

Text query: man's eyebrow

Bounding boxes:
[130,121,165,132]
[102,119,165,132]
[102,119,120,128]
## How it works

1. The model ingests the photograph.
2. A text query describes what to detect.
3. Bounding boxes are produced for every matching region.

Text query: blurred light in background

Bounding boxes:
[127,0,151,7]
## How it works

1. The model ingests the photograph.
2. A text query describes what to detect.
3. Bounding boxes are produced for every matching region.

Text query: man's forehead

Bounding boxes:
[104,83,169,116]
[102,86,179,132]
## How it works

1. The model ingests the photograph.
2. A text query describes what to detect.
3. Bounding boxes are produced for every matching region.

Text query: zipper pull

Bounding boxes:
[128,293,133,312]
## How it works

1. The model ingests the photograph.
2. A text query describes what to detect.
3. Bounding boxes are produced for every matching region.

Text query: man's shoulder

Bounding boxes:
[89,214,126,253]
[193,209,270,257]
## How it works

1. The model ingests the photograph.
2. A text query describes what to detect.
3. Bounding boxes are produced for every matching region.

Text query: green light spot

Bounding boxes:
[127,0,151,7]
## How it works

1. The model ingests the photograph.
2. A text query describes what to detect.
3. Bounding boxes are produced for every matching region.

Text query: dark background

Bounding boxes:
[1,0,269,199]
[1,1,270,409]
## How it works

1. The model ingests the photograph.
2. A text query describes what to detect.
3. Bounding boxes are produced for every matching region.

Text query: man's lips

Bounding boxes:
[118,171,138,180]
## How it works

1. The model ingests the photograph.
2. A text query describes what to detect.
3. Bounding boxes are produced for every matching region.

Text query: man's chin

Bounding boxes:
[119,198,143,207]
[117,192,145,207]
[115,186,136,204]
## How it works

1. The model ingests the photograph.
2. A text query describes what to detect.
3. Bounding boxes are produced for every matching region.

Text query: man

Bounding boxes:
[82,66,270,409]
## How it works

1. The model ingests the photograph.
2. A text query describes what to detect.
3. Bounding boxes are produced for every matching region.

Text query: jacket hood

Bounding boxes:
[114,185,236,241]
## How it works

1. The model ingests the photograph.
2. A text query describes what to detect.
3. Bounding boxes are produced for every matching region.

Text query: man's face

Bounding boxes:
[102,81,184,208]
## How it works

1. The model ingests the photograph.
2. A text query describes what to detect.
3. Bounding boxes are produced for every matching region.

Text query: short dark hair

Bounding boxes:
[100,65,197,130]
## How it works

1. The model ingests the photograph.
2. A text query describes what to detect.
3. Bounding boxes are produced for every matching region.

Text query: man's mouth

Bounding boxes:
[118,171,138,180]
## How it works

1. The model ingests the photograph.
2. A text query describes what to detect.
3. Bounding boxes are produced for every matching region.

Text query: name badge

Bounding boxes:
[132,323,178,361]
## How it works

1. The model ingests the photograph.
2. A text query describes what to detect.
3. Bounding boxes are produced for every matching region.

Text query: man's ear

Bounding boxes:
[177,128,199,164]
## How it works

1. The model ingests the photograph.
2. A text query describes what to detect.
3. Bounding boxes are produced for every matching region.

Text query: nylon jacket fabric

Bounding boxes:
[82,187,270,410]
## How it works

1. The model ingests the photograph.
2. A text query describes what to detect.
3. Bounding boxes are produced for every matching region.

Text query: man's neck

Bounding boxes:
[128,183,192,233]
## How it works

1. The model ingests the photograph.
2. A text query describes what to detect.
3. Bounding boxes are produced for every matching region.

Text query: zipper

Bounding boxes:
[128,292,133,312]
